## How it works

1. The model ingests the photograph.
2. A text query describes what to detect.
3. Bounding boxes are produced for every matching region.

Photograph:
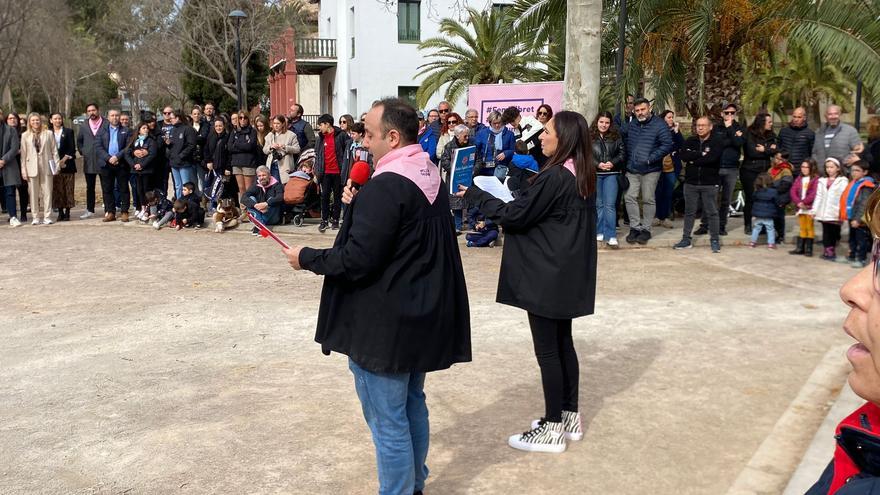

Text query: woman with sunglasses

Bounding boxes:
[808,188,880,493]
[338,114,354,133]
[227,111,259,194]
[531,105,553,167]
[435,112,462,160]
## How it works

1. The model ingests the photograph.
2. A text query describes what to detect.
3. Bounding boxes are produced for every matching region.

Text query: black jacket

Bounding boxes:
[742,131,778,172]
[53,127,77,173]
[124,135,158,175]
[241,178,284,208]
[166,123,197,168]
[203,131,229,174]
[679,134,723,186]
[299,169,472,373]
[807,402,880,495]
[592,133,625,175]
[193,120,211,166]
[227,125,259,168]
[751,187,779,218]
[778,122,815,168]
[465,164,597,319]
[712,122,745,168]
[315,126,352,179]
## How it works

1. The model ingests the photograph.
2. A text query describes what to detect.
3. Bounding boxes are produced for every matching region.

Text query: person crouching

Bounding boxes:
[172,198,204,230]
[241,165,284,236]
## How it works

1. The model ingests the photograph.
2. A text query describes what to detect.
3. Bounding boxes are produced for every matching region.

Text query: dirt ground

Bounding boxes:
[0,219,854,494]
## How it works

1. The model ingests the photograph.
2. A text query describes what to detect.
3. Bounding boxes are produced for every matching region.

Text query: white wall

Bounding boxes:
[320,0,513,118]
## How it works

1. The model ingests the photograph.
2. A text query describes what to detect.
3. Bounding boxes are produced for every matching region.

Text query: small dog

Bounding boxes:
[213,199,241,233]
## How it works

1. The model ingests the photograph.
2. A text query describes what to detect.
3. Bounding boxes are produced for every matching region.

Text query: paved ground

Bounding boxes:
[0,207,857,494]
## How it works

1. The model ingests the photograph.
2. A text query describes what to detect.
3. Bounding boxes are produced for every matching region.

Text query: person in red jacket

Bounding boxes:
[808,188,880,494]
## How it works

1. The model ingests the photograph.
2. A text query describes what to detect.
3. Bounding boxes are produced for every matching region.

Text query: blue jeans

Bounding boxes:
[654,171,677,220]
[452,209,463,231]
[247,197,280,226]
[751,218,776,244]
[349,359,429,495]
[170,166,196,199]
[596,175,619,240]
[4,185,17,219]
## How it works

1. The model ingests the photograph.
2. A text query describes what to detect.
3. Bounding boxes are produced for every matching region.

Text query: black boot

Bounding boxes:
[804,238,814,257]
[788,237,804,255]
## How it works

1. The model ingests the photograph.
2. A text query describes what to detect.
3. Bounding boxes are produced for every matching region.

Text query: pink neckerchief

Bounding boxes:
[563,158,576,176]
[372,144,440,204]
[89,117,103,136]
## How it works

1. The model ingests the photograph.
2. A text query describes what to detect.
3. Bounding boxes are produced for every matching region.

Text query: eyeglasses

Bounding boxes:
[439,109,449,114]
[447,120,458,125]
[873,238,880,293]
[723,111,736,115]
[162,111,171,115]
[537,111,549,116]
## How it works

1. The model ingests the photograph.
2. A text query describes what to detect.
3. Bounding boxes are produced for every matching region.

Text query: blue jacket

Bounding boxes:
[511,153,539,172]
[752,187,779,218]
[474,127,515,173]
[624,114,673,174]
[95,125,132,169]
[418,124,440,165]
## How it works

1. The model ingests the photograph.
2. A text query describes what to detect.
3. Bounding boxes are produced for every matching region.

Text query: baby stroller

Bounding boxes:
[288,180,322,227]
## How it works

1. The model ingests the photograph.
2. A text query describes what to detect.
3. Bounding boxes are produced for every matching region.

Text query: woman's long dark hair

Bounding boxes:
[589,111,619,141]
[127,122,151,148]
[749,112,773,139]
[541,110,596,198]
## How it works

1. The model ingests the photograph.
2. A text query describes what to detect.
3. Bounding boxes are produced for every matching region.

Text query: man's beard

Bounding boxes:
[637,115,648,122]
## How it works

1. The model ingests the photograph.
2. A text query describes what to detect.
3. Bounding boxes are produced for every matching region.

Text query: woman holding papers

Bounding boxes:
[462,110,597,454]
[440,124,474,232]
[20,113,59,225]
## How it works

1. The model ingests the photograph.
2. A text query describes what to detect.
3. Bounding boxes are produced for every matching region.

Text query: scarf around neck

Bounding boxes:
[372,144,440,204]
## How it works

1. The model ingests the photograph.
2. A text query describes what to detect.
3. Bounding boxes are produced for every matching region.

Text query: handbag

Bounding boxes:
[617,173,630,191]
[206,170,224,201]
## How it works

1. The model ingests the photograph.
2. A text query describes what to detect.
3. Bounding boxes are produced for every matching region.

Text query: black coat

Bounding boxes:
[124,135,158,175]
[227,125,259,168]
[778,123,815,168]
[742,131,778,172]
[299,171,472,373]
[314,126,352,179]
[592,133,625,175]
[166,123,197,168]
[465,164,597,319]
[193,120,211,165]
[679,134,723,186]
[712,122,745,168]
[53,127,77,173]
[203,131,230,174]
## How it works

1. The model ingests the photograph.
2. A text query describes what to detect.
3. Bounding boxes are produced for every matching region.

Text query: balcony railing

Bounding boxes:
[296,38,336,60]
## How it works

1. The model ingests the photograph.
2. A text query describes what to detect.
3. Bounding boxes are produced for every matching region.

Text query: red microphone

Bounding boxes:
[349,160,371,190]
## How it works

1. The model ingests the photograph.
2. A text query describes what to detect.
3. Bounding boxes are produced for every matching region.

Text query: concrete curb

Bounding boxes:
[725,345,851,495]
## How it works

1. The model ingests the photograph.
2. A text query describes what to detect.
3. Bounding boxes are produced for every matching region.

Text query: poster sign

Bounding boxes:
[467,82,564,125]
[449,146,476,194]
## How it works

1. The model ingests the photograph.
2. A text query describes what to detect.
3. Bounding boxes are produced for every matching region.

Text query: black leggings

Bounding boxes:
[528,313,579,423]
[133,174,150,211]
[822,222,841,248]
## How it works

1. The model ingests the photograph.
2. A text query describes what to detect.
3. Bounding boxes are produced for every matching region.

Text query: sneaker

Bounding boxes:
[331,221,340,230]
[252,226,259,236]
[596,234,604,242]
[508,420,566,453]
[531,411,583,441]
[625,229,639,244]
[488,240,496,248]
[673,238,692,250]
[9,217,21,228]
[42,218,53,225]
[710,239,721,253]
[153,221,161,230]
[607,237,619,249]
[318,221,328,233]
[853,260,869,268]
[466,241,474,247]
[768,244,776,250]
[79,211,94,220]
[693,226,709,235]
[660,219,674,229]
[32,219,40,225]
[636,230,651,245]
[749,241,757,248]
[719,229,728,236]
[652,218,661,227]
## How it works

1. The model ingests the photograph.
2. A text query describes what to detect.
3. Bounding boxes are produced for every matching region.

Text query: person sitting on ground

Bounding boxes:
[465,208,499,248]
[789,159,819,257]
[172,199,204,230]
[749,173,780,249]
[144,189,174,230]
[180,181,201,207]
[807,187,880,493]
[213,198,241,233]
[840,161,876,268]
[811,158,849,261]
[241,165,284,235]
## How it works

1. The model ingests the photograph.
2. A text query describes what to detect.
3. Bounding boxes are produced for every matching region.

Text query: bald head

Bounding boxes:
[791,107,807,127]
[695,116,712,138]
[826,105,841,126]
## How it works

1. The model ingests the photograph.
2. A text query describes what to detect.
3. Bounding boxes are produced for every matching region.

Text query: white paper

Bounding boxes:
[48,159,57,175]
[473,176,514,203]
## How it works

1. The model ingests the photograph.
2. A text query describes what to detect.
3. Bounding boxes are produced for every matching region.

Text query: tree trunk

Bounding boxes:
[685,49,741,120]
[562,0,602,122]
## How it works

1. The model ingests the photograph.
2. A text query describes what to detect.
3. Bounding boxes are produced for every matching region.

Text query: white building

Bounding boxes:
[310,0,513,117]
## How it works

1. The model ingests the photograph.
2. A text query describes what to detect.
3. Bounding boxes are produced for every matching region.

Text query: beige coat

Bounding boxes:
[263,130,301,184]
[20,129,59,179]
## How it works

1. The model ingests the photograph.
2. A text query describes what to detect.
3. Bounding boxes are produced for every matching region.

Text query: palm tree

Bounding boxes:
[564,0,604,120]
[415,7,539,107]
[742,42,855,127]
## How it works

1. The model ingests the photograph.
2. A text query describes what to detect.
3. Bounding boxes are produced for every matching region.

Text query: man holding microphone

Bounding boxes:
[283,98,471,495]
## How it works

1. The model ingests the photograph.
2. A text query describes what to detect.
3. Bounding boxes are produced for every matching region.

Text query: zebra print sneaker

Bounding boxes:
[508,420,566,453]
[531,410,584,441]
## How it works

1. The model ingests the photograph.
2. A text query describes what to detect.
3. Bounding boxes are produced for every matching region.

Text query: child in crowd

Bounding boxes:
[144,189,174,230]
[750,173,779,249]
[839,161,876,267]
[811,157,849,261]
[465,208,499,248]
[769,150,794,244]
[180,182,201,206]
[177,181,205,228]
[507,140,539,196]
[789,159,819,256]
[173,199,205,230]
[213,198,241,233]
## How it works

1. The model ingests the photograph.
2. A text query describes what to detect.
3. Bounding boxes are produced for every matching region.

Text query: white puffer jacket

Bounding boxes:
[811,176,849,222]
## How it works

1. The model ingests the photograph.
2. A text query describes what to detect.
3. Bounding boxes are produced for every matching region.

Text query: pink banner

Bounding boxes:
[467,82,563,125]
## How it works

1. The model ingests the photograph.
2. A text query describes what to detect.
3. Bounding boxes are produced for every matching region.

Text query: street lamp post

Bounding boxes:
[228,9,248,111]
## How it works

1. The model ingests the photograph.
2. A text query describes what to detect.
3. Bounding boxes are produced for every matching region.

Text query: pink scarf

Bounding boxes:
[89,117,103,136]
[563,158,576,176]
[372,144,440,204]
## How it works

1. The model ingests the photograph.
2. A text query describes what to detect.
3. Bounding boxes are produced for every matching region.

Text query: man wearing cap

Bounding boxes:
[283,97,471,495]
[695,103,744,236]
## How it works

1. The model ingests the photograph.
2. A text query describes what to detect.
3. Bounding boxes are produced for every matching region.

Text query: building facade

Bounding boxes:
[286,0,513,118]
